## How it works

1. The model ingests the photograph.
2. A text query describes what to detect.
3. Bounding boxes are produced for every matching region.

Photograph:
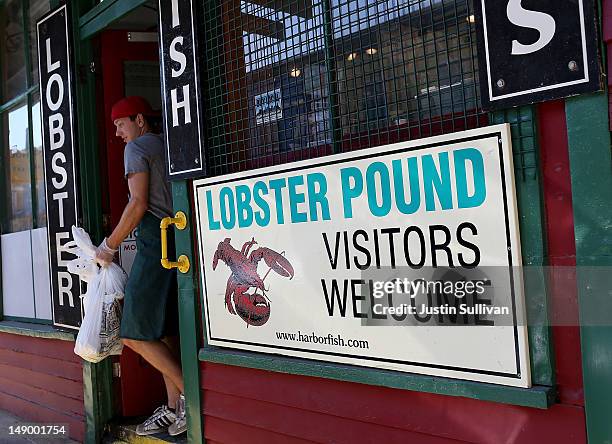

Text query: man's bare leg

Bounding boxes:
[162,336,181,361]
[161,336,182,407]
[162,374,181,407]
[123,339,184,393]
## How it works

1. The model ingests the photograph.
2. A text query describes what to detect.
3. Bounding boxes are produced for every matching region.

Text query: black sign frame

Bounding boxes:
[474,0,602,110]
[37,4,83,330]
[158,0,206,180]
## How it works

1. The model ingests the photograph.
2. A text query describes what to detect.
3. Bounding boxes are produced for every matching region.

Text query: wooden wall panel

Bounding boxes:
[0,392,85,442]
[0,349,82,380]
[0,333,84,442]
[205,416,321,444]
[0,333,82,362]
[200,362,586,444]
[203,390,470,444]
[0,377,84,417]
[0,364,83,400]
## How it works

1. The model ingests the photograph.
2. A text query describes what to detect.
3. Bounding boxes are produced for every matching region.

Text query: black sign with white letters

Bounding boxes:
[474,0,602,109]
[37,4,82,330]
[159,0,205,180]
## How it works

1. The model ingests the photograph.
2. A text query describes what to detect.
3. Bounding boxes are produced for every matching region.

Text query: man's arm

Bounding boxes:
[106,171,150,250]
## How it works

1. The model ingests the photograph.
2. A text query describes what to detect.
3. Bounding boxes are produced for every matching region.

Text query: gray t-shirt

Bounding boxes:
[124,133,173,219]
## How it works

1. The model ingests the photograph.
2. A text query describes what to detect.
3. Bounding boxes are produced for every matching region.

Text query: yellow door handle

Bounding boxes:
[160,211,190,273]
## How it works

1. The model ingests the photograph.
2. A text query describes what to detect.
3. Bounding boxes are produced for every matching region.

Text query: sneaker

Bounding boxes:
[168,394,187,436]
[136,405,176,436]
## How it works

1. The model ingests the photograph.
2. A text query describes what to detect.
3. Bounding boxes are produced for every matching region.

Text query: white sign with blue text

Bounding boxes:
[193,124,531,387]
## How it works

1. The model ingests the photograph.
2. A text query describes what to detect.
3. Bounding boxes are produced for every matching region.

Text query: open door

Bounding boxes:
[98,29,167,417]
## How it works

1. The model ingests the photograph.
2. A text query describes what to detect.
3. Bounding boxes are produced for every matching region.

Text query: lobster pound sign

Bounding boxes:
[212,238,294,326]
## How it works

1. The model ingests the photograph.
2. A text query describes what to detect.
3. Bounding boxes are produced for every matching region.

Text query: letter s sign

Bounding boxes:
[474,0,601,109]
[506,0,556,55]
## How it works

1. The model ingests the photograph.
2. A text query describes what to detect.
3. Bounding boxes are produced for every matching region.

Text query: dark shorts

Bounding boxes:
[120,212,179,341]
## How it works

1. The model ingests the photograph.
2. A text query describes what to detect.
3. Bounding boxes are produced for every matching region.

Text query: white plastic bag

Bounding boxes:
[66,226,98,283]
[69,226,127,363]
[75,266,126,362]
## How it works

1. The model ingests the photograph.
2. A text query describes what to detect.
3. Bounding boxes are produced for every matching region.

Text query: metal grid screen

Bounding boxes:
[201,0,488,175]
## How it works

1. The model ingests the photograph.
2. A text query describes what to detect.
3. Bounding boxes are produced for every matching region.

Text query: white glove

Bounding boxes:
[95,238,118,267]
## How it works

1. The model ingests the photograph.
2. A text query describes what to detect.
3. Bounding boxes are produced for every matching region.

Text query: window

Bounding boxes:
[0,0,51,323]
[334,0,482,146]
[3,103,32,233]
[204,0,486,174]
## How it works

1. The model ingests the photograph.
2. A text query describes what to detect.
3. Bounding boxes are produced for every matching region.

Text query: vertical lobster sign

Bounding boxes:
[37,4,83,330]
[158,0,206,180]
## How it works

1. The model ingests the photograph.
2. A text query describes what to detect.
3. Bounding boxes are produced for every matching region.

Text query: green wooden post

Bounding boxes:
[172,181,205,444]
[491,106,555,386]
[82,360,113,444]
[566,92,612,443]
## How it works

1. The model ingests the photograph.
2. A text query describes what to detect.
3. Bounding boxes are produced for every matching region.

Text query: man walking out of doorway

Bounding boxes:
[95,96,186,436]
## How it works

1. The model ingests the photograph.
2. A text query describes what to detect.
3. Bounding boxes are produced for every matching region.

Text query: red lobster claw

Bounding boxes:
[249,247,294,279]
[212,238,232,270]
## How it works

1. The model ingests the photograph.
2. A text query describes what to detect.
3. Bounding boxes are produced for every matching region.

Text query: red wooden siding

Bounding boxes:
[538,100,583,407]
[200,362,585,443]
[0,333,85,442]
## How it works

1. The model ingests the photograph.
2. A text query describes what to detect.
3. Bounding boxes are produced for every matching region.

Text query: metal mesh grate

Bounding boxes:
[492,107,538,182]
[201,0,488,176]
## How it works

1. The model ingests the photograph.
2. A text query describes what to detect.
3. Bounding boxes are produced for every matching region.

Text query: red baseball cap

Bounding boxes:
[111,96,157,121]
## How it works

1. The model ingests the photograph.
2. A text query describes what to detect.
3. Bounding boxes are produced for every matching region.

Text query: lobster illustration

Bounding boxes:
[212,237,294,326]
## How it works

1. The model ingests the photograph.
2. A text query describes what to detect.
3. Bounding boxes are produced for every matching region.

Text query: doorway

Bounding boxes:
[97,28,167,419]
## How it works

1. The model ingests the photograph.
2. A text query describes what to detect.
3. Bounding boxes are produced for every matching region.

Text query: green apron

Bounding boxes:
[120,211,179,340]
